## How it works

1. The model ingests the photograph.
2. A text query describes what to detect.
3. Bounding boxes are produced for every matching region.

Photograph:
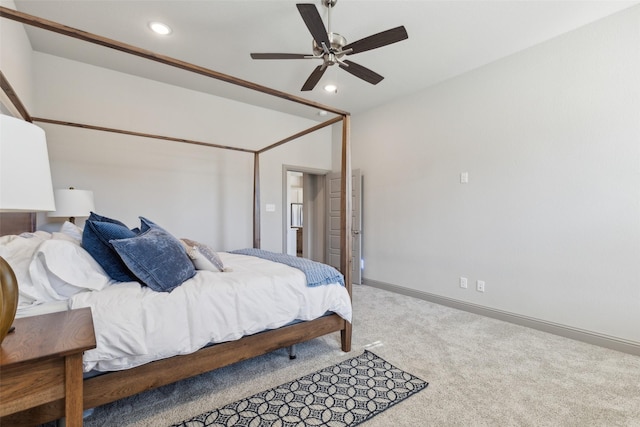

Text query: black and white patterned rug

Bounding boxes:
[171,350,428,427]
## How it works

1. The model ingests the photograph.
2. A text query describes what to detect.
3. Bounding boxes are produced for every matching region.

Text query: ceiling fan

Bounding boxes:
[250,0,408,91]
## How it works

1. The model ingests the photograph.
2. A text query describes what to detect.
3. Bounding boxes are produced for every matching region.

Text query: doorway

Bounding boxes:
[283,166,328,262]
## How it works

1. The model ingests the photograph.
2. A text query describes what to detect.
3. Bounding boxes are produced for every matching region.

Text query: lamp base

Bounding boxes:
[0,256,19,344]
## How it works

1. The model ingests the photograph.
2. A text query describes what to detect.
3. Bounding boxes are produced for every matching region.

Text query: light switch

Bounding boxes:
[460,172,469,184]
[265,204,276,212]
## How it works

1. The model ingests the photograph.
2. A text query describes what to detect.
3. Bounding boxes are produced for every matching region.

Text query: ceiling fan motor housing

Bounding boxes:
[313,32,347,64]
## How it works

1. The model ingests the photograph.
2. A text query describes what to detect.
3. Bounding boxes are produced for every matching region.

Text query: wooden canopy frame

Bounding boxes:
[0,6,352,426]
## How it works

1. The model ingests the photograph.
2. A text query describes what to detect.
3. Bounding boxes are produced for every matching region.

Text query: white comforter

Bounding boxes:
[1,229,352,373]
[72,252,352,372]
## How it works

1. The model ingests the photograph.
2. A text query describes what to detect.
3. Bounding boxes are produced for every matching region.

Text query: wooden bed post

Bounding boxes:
[340,114,352,352]
[0,70,32,122]
[253,152,261,249]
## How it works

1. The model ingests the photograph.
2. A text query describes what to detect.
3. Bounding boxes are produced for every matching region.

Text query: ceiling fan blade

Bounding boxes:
[250,53,310,60]
[301,65,327,91]
[343,26,408,55]
[297,4,330,50]
[338,60,384,85]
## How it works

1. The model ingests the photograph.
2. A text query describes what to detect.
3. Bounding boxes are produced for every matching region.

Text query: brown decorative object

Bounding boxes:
[0,257,18,343]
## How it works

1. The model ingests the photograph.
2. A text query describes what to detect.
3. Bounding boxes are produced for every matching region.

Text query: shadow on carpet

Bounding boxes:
[171,350,428,427]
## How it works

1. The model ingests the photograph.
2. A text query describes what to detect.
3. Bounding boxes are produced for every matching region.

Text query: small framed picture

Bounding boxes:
[291,203,303,228]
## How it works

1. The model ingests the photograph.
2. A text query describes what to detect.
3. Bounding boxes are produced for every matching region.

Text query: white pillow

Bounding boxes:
[62,221,83,240]
[29,239,112,299]
[0,232,53,307]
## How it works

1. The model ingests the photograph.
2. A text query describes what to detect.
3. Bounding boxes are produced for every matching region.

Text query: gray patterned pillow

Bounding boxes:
[181,239,226,272]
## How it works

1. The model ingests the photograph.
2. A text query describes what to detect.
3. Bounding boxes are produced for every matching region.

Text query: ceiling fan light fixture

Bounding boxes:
[324,84,337,93]
[149,21,172,36]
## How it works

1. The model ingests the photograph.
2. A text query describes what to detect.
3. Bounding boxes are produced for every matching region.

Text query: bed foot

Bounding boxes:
[288,344,297,360]
[54,407,94,426]
[341,322,352,352]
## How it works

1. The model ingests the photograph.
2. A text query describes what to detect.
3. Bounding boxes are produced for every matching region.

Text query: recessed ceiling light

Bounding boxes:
[149,21,172,36]
[318,110,328,116]
[324,84,337,93]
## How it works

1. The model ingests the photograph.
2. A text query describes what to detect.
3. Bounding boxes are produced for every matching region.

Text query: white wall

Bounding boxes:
[0,0,34,113]
[32,53,332,251]
[259,135,332,252]
[351,6,640,343]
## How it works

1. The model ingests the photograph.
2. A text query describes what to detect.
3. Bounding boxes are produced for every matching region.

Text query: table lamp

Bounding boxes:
[48,187,95,224]
[0,114,56,344]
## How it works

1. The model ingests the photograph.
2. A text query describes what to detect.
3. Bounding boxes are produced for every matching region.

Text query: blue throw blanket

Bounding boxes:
[230,248,345,287]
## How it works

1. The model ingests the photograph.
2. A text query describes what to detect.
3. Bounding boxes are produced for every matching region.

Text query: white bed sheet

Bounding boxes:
[14,300,69,318]
[70,252,352,372]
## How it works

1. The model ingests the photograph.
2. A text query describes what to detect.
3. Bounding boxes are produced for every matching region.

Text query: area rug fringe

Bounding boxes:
[170,350,428,427]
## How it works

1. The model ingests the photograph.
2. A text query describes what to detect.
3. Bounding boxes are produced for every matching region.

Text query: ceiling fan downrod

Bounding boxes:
[322,0,336,35]
[314,0,348,65]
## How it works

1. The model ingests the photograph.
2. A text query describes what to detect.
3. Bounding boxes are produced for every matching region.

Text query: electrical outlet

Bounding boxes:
[476,280,485,292]
[459,277,468,289]
[460,172,469,183]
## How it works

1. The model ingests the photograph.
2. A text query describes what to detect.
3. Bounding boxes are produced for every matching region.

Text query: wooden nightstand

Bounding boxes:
[0,308,96,426]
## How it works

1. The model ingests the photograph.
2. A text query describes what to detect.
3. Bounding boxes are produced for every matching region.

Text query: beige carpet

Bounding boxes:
[82,284,640,426]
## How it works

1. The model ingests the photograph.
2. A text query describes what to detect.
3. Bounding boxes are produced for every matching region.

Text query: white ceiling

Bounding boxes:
[7,0,639,120]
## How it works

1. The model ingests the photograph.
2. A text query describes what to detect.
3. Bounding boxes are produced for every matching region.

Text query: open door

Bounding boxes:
[326,169,362,284]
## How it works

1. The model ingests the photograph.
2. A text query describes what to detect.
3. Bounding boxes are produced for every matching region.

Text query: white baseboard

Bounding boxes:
[361,278,640,357]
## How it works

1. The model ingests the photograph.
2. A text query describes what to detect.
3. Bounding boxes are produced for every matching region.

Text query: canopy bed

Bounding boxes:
[0,6,353,426]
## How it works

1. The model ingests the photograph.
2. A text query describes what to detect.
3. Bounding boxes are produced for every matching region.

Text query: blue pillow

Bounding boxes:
[82,220,139,282]
[88,212,128,227]
[139,216,157,233]
[110,225,196,292]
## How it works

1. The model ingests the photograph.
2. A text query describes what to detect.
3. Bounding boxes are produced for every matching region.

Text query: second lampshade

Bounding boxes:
[48,187,95,224]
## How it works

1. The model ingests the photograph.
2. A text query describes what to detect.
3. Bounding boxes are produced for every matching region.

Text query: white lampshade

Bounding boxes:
[48,188,95,219]
[1,114,56,344]
[0,114,56,212]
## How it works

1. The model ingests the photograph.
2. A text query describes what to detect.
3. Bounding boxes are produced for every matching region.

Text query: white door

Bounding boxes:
[326,169,362,285]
